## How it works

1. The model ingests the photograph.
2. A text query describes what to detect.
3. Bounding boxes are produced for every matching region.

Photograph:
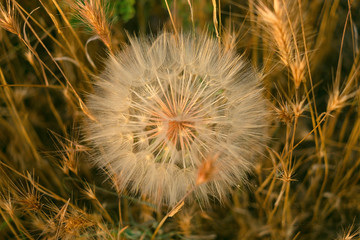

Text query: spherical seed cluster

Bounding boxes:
[86,32,268,206]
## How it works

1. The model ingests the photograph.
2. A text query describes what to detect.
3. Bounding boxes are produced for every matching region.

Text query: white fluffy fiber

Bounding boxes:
[86,32,268,206]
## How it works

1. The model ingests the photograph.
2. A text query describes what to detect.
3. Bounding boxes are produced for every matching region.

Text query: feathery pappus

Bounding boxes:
[85,32,268,207]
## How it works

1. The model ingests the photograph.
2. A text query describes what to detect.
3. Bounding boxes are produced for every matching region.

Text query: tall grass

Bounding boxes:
[0,0,359,239]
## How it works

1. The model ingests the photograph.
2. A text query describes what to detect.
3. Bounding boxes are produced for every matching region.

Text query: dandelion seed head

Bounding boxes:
[86,32,268,206]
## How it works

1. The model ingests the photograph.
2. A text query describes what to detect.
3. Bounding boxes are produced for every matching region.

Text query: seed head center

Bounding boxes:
[165,118,195,149]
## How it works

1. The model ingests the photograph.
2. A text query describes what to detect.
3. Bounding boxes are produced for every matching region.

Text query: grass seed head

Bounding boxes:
[0,0,19,35]
[67,0,112,50]
[0,192,15,216]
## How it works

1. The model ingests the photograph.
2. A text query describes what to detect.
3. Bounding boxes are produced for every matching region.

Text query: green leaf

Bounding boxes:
[111,0,136,23]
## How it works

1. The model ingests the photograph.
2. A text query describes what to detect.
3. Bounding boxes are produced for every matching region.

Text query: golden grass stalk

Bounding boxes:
[257,0,306,89]
[0,0,19,35]
[66,0,113,52]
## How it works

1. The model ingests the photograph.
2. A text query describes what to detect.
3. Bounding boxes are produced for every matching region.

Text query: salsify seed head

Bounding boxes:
[86,32,268,206]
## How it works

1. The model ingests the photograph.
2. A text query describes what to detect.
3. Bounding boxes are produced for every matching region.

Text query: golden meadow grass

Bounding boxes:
[0,0,359,239]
